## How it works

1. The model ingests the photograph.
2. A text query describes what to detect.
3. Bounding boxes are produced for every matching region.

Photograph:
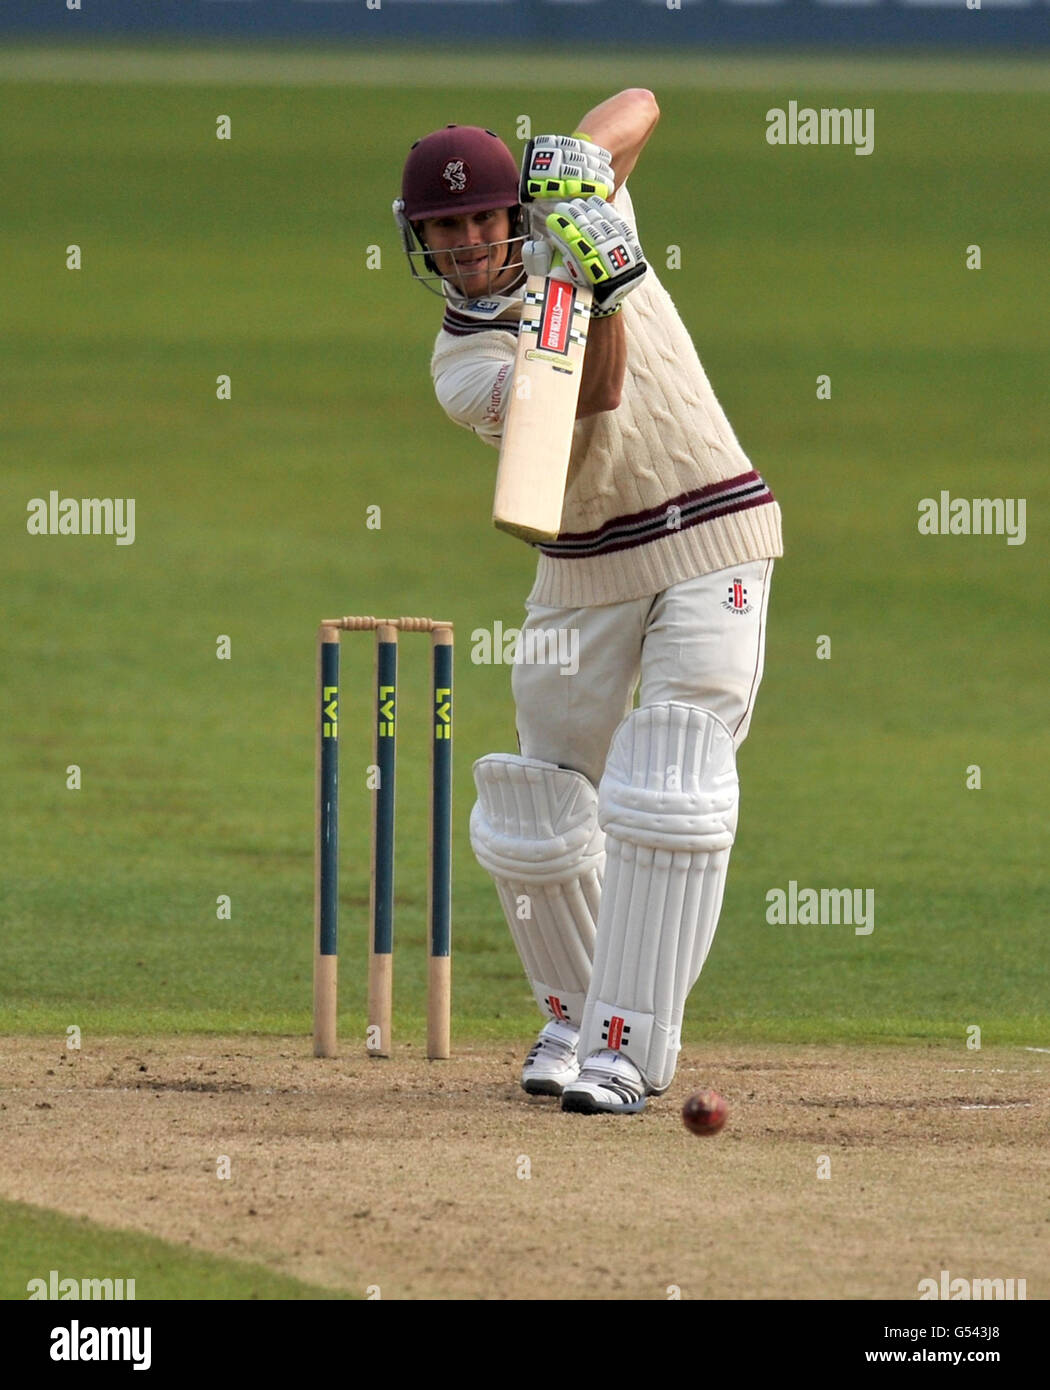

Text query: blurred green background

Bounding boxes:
[1,53,1046,1047]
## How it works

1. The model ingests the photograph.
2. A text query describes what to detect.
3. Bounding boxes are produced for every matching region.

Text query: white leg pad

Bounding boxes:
[470,754,604,1026]
[579,703,739,1091]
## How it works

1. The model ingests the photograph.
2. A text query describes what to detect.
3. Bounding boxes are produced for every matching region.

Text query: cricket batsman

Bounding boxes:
[395,91,783,1114]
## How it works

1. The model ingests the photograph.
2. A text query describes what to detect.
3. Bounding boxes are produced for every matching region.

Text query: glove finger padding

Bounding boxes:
[545,196,647,309]
[520,134,615,206]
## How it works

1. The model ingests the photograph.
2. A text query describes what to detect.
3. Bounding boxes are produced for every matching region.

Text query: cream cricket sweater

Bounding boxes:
[431,189,783,609]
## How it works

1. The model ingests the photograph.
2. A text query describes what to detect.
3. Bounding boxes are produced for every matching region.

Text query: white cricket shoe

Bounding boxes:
[560,1048,649,1114]
[521,1020,581,1097]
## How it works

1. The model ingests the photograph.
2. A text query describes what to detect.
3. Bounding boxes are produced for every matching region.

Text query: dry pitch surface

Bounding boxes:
[1,1038,1046,1301]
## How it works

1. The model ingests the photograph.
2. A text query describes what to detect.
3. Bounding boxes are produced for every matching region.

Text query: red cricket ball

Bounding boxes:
[682,1088,727,1136]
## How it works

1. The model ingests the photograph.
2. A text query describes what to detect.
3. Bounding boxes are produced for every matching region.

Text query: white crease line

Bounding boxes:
[959,1102,1033,1110]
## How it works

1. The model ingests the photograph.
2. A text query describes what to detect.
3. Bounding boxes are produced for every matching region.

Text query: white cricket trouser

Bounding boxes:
[512,559,774,783]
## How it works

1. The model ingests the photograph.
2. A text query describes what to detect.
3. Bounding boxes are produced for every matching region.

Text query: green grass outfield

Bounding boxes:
[1,50,1046,1050]
[0,1198,351,1300]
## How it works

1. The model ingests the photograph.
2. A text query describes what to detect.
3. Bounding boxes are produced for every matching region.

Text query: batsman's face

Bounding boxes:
[420,208,519,296]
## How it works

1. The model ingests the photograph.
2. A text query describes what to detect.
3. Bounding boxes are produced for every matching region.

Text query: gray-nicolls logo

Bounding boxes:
[721,577,752,615]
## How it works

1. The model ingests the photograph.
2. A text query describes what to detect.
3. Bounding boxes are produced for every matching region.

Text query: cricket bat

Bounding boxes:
[492,265,592,542]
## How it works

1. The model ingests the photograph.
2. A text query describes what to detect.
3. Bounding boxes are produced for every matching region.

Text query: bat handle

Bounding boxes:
[524,237,573,286]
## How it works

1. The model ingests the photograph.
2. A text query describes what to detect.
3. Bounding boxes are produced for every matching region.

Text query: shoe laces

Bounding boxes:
[525,1024,578,1066]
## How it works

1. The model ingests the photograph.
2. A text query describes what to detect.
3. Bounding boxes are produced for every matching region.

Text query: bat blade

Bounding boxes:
[492,271,592,542]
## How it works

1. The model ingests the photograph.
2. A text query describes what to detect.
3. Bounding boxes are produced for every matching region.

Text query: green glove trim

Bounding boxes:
[546,212,611,286]
[526,175,612,203]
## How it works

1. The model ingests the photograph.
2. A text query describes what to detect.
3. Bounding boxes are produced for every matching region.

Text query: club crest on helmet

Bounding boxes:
[442,159,469,193]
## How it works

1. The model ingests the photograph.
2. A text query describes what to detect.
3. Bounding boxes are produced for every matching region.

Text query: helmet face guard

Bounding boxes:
[393,198,525,298]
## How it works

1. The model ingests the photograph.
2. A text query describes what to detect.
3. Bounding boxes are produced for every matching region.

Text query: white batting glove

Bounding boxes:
[519,134,615,206]
[544,196,647,313]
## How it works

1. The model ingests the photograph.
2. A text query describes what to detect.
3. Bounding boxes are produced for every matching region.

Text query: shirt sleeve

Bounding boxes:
[432,332,517,451]
[611,181,637,234]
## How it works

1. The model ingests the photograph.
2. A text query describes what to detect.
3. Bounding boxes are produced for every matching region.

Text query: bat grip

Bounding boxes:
[548,249,574,286]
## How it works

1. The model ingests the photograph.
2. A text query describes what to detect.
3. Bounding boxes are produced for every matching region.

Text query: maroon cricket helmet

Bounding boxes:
[400,125,520,221]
